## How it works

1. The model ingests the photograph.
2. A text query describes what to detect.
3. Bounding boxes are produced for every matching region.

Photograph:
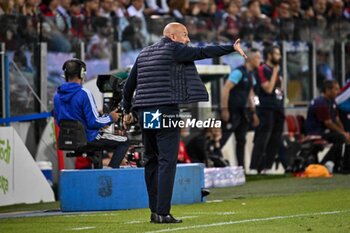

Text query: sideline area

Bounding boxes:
[1,175,350,233]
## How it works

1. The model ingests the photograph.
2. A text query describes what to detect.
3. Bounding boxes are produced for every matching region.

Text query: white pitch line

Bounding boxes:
[69,226,96,231]
[124,220,144,224]
[185,212,235,215]
[217,212,236,215]
[145,210,350,233]
[179,216,198,219]
[206,200,223,203]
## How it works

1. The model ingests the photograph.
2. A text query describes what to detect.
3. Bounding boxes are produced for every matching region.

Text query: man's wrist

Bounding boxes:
[108,115,114,123]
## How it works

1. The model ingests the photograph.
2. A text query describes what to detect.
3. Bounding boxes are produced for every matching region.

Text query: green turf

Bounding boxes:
[1,175,350,233]
[0,202,60,214]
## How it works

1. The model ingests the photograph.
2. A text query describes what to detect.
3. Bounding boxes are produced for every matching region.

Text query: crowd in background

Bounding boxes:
[1,0,350,173]
[0,0,349,57]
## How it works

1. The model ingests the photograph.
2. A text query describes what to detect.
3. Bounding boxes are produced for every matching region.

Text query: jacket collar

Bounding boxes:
[161,37,173,43]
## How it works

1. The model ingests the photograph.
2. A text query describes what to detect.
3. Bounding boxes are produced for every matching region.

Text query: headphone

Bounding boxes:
[62,58,87,82]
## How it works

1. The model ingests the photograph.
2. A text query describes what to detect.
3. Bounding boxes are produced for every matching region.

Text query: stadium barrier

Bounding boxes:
[0,126,55,206]
[59,163,205,212]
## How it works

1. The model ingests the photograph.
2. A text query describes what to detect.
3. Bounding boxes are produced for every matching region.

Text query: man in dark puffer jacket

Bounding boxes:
[123,22,247,224]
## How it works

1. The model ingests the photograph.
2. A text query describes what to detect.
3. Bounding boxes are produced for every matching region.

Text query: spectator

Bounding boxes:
[240,0,273,41]
[215,0,230,11]
[305,80,350,173]
[301,0,313,11]
[272,1,295,41]
[23,0,41,16]
[83,0,100,17]
[313,0,328,18]
[115,0,130,17]
[99,0,115,18]
[259,0,273,18]
[220,48,261,169]
[127,0,149,47]
[70,0,85,40]
[309,0,328,42]
[290,0,304,18]
[86,16,113,59]
[189,0,217,41]
[289,0,303,40]
[327,0,350,40]
[168,0,189,21]
[14,8,39,47]
[193,0,216,26]
[250,45,284,174]
[217,1,240,42]
[122,16,146,50]
[13,0,26,15]
[57,0,72,34]
[112,0,130,42]
[145,0,169,15]
[0,0,15,15]
[233,0,243,10]
[82,0,100,39]
[39,0,72,52]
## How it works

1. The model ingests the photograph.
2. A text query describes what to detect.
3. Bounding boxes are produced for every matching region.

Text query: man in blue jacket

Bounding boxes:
[54,58,129,168]
[123,22,247,224]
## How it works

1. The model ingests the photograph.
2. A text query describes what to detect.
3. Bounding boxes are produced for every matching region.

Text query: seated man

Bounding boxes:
[54,58,129,168]
[335,81,350,173]
[305,80,350,173]
[185,128,228,167]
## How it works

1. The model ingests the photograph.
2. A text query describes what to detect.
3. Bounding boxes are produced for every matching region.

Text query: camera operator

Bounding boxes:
[53,58,129,168]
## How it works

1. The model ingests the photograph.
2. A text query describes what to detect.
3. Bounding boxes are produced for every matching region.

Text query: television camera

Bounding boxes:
[96,70,127,116]
[96,69,144,167]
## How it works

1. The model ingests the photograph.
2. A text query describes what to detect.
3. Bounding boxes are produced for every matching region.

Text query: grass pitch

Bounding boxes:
[1,175,350,233]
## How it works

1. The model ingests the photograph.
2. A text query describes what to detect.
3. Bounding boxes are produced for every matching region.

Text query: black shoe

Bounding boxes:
[154,214,183,224]
[201,188,210,198]
[150,212,157,223]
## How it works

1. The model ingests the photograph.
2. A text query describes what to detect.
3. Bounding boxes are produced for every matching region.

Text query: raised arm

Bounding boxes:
[259,64,280,94]
[174,38,247,62]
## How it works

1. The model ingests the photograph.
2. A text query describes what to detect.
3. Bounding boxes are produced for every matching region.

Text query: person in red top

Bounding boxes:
[250,45,284,174]
[177,140,191,163]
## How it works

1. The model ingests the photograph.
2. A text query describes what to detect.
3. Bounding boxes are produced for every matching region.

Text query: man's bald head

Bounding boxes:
[163,23,185,37]
[163,22,190,44]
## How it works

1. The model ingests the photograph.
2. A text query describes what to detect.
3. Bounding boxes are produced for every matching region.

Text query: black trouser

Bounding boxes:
[88,135,129,168]
[321,131,347,172]
[138,106,180,215]
[220,109,249,168]
[250,108,285,171]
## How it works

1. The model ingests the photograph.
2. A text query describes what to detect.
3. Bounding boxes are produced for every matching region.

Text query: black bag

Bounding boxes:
[58,120,87,151]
